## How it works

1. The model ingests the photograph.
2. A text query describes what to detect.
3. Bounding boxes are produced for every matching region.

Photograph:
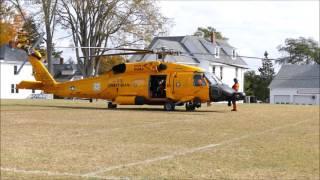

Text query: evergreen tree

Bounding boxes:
[244,51,275,102]
[257,51,275,102]
[258,51,275,79]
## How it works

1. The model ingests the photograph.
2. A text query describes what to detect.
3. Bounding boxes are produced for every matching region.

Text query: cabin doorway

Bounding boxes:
[150,75,167,98]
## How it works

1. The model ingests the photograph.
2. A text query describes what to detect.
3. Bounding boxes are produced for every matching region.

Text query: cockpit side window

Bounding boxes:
[193,74,206,86]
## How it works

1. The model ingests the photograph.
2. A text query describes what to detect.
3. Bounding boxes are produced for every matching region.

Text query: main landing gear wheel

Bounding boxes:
[185,102,196,111]
[107,102,117,109]
[164,102,175,111]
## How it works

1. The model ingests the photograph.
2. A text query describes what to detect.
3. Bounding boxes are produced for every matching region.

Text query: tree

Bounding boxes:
[10,0,58,75]
[244,70,258,97]
[194,26,227,40]
[257,51,275,102]
[244,71,268,102]
[259,51,275,79]
[0,22,16,46]
[19,17,39,45]
[244,51,275,102]
[0,0,15,22]
[57,0,169,77]
[277,37,320,64]
[0,1,18,45]
[41,0,58,74]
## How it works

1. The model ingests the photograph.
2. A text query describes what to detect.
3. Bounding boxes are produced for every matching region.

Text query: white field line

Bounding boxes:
[0,167,128,180]
[85,119,311,176]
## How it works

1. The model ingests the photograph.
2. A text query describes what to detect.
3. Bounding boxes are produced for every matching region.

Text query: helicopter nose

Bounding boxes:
[209,84,245,102]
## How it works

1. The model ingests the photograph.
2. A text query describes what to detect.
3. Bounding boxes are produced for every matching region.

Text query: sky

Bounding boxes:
[51,0,319,72]
[157,0,319,71]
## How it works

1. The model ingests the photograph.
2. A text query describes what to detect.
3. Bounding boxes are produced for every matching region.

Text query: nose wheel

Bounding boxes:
[185,98,201,111]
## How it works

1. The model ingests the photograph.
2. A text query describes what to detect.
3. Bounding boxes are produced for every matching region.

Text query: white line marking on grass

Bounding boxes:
[0,167,128,180]
[85,119,311,176]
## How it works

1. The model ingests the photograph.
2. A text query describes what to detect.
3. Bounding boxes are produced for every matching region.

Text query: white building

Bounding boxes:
[130,35,248,91]
[269,64,320,105]
[0,44,42,99]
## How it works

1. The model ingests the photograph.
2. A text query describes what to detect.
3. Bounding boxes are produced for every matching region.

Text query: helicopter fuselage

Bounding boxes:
[18,55,244,111]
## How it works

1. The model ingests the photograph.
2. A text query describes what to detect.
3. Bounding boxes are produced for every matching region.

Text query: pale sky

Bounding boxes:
[53,0,319,72]
[158,0,319,71]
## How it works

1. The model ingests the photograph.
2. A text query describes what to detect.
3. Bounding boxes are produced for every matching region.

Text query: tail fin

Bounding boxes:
[17,52,57,90]
[28,53,57,86]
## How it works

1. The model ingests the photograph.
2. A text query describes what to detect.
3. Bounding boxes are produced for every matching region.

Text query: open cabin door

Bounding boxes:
[149,75,167,99]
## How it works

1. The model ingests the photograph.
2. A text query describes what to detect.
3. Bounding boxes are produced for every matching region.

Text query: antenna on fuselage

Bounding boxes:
[157,46,168,62]
[155,46,181,62]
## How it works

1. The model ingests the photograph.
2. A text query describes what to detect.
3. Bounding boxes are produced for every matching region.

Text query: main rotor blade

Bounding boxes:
[54,46,154,52]
[79,51,153,59]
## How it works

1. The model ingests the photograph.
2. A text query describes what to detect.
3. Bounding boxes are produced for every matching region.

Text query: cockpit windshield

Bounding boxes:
[204,72,223,85]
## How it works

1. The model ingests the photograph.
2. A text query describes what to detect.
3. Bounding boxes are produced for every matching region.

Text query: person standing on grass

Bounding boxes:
[231,78,239,111]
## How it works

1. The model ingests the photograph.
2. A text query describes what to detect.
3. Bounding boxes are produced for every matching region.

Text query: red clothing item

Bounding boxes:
[232,83,239,92]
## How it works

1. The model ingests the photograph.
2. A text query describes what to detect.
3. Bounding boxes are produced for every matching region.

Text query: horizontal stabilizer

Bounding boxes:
[17,81,44,90]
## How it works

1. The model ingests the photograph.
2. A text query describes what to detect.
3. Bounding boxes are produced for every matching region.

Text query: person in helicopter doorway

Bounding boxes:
[231,78,239,111]
[157,79,166,98]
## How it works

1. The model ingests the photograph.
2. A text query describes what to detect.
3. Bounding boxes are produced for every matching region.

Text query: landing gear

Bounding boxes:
[107,102,117,109]
[164,101,175,111]
[185,99,201,111]
[185,102,195,111]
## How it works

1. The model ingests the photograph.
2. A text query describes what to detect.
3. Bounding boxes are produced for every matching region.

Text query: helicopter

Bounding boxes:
[17,47,245,111]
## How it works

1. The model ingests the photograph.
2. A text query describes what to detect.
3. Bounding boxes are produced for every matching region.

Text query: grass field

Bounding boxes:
[1,99,319,179]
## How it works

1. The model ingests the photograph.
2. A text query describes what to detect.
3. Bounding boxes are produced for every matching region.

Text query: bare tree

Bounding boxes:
[42,0,58,74]
[10,0,58,75]
[57,0,170,77]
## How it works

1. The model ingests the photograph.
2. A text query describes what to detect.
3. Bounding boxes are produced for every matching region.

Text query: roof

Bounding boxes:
[0,44,28,62]
[269,64,320,89]
[53,64,83,82]
[130,35,248,68]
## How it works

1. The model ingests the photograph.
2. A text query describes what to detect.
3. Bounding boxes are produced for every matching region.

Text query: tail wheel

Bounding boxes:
[164,102,175,111]
[185,102,196,111]
[108,102,117,109]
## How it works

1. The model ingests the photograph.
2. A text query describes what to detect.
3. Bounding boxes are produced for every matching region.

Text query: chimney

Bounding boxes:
[210,31,216,44]
[60,57,64,65]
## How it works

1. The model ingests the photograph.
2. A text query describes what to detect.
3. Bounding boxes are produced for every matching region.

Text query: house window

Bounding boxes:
[235,68,239,79]
[220,66,223,80]
[11,84,15,93]
[212,66,216,74]
[14,65,18,75]
[215,47,220,58]
[32,89,35,93]
[15,84,19,93]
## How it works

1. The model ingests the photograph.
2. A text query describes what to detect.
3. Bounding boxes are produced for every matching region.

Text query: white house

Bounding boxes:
[0,44,42,99]
[269,64,320,105]
[130,34,248,92]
